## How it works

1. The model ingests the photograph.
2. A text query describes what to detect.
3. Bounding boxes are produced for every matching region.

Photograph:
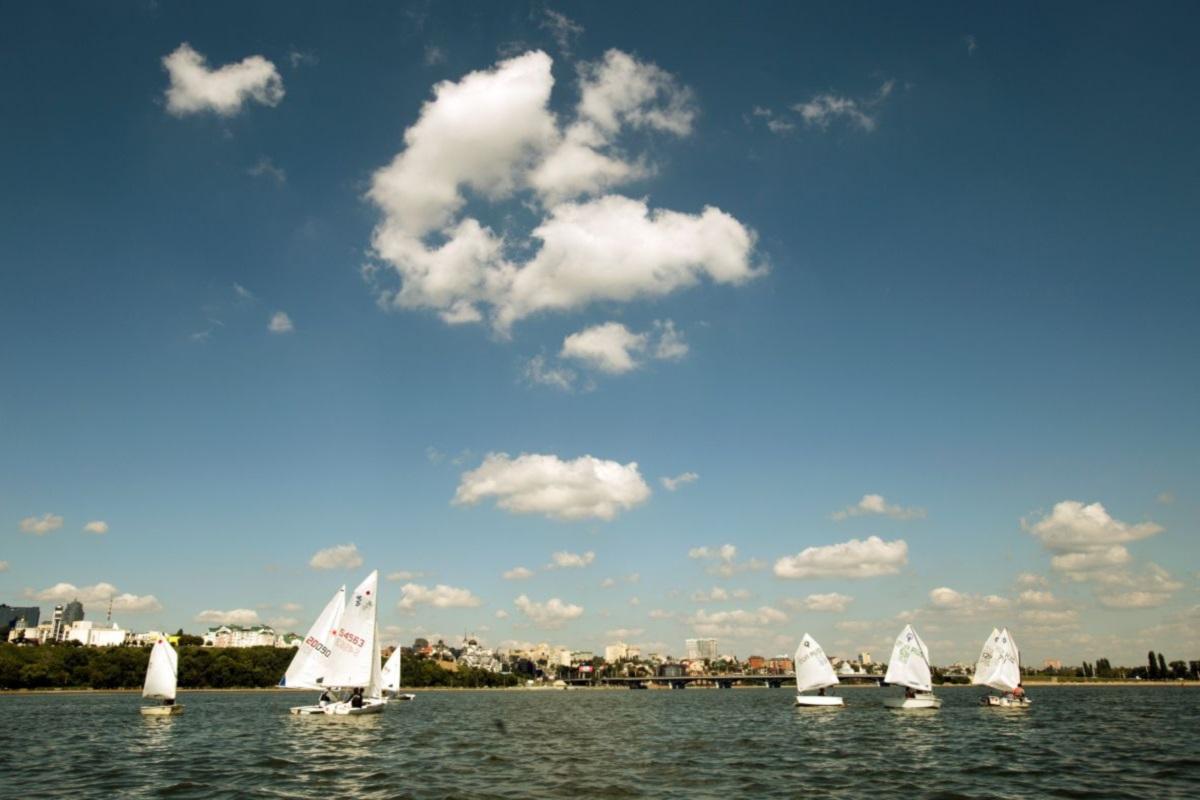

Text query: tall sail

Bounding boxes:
[281,585,346,689]
[794,633,839,693]
[986,628,1021,692]
[366,621,384,699]
[142,639,178,700]
[883,624,933,692]
[322,570,379,689]
[971,628,1002,687]
[381,646,401,694]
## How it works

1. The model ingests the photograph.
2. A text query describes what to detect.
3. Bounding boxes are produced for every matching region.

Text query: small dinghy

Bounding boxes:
[381,647,416,702]
[140,638,183,715]
[882,624,942,709]
[286,570,387,716]
[794,633,843,707]
[973,628,1030,708]
[282,584,347,715]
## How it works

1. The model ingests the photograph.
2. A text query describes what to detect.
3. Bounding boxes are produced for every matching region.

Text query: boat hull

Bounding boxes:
[983,694,1031,708]
[795,695,844,707]
[883,693,942,709]
[290,698,387,716]
[140,704,184,716]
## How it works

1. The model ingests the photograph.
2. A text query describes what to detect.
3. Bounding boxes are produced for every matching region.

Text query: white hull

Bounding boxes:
[883,693,942,709]
[983,694,1031,708]
[140,704,184,716]
[291,698,387,716]
[795,694,844,706]
[395,693,416,701]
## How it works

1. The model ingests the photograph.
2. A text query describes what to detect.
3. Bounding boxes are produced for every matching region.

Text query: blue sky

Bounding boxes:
[1,1,1197,665]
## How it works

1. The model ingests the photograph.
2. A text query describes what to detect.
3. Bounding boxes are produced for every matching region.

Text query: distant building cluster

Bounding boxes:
[201,624,297,649]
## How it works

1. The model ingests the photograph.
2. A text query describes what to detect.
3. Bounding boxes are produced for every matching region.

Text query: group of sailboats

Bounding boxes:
[794,624,1030,710]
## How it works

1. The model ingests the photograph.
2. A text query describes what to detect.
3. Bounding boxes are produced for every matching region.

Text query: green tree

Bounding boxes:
[1157,652,1168,679]
[1148,650,1159,679]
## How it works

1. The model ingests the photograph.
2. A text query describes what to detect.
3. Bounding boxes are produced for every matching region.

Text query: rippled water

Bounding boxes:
[4,686,1199,798]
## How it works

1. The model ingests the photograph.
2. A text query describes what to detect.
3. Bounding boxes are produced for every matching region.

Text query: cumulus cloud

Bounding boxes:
[688,544,765,577]
[548,550,595,569]
[523,354,577,391]
[386,570,426,581]
[1027,501,1162,553]
[195,608,260,625]
[82,520,109,535]
[606,627,645,639]
[691,587,751,602]
[365,49,758,334]
[927,587,1010,615]
[789,592,854,613]
[503,566,535,580]
[1051,546,1131,579]
[268,311,294,333]
[561,322,648,374]
[1015,572,1047,587]
[1018,590,1058,607]
[454,452,651,521]
[28,581,164,613]
[1099,591,1171,609]
[280,602,303,612]
[309,543,364,570]
[162,43,284,117]
[831,494,925,521]
[793,80,893,132]
[688,606,787,637]
[495,609,509,619]
[20,513,63,535]
[1018,608,1079,629]
[514,594,583,628]
[773,536,908,579]
[540,8,584,56]
[661,471,699,491]
[398,583,482,610]
[648,608,674,620]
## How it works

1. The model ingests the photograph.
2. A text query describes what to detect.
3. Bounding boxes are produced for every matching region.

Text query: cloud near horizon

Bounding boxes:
[309,543,364,570]
[774,536,908,579]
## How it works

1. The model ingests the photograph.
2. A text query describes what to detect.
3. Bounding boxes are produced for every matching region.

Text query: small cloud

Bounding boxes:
[688,544,765,577]
[787,592,854,613]
[309,543,363,570]
[495,609,509,619]
[386,570,426,581]
[540,8,584,56]
[195,608,260,625]
[0,561,9,572]
[162,43,284,117]
[20,513,63,535]
[792,80,894,132]
[268,616,299,630]
[82,520,109,535]
[831,494,925,521]
[1015,572,1047,587]
[287,48,319,69]
[523,354,576,391]
[503,566,535,580]
[280,602,303,612]
[399,583,482,610]
[774,536,908,579]
[1156,491,1175,505]
[648,608,674,620]
[268,311,294,334]
[964,34,977,55]
[233,283,255,301]
[514,594,583,628]
[661,471,699,492]
[424,45,446,66]
[248,156,286,184]
[548,550,595,569]
[599,577,616,588]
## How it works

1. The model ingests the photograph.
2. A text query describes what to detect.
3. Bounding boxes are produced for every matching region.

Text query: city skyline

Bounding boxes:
[2,2,1198,666]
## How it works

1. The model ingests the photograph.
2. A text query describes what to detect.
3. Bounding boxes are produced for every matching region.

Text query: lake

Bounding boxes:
[4,685,1199,798]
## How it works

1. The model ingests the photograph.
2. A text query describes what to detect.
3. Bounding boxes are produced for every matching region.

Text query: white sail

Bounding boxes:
[281,585,346,690]
[883,624,933,692]
[322,570,379,689]
[986,628,1021,692]
[366,621,383,699]
[142,639,178,700]
[793,633,839,693]
[971,628,1002,687]
[381,646,402,694]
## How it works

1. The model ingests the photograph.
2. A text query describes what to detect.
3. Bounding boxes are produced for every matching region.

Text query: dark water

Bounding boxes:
[4,686,1199,799]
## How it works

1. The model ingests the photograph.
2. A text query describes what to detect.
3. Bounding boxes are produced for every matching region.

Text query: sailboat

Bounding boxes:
[381,647,416,702]
[882,624,942,709]
[973,627,1029,707]
[793,632,843,706]
[285,571,386,716]
[140,638,182,715]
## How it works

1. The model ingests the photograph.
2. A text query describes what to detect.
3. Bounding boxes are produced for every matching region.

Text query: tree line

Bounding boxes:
[1073,653,1199,680]
[0,643,518,690]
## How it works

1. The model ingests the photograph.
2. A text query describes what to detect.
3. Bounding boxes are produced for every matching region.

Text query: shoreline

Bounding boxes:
[2,680,1196,696]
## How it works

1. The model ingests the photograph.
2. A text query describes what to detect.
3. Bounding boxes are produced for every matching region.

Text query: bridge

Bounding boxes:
[563,672,882,689]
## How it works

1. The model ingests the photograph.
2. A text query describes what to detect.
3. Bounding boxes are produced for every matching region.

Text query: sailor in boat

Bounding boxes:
[817,688,826,697]
[904,687,916,700]
[350,687,364,709]
[1009,683,1026,702]
[318,688,335,707]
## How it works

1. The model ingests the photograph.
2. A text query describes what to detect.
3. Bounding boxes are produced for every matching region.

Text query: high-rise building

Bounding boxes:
[685,638,718,661]
[0,604,41,635]
[51,605,65,641]
[858,651,872,666]
[63,598,84,626]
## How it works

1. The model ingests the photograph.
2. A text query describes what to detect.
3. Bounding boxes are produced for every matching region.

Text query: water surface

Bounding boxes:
[4,686,1198,798]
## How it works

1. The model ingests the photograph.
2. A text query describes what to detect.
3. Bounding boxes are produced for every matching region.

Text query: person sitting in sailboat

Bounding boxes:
[1010,683,1026,701]
[350,687,364,709]
[318,689,335,707]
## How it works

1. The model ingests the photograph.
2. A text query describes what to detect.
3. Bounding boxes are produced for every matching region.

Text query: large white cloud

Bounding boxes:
[688,606,787,637]
[774,536,908,579]
[560,322,647,374]
[162,43,284,117]
[1028,501,1162,553]
[29,581,162,612]
[927,587,1010,615]
[20,513,63,535]
[366,49,759,334]
[195,608,260,625]
[308,543,364,570]
[454,452,650,521]
[514,594,583,628]
[398,583,482,610]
